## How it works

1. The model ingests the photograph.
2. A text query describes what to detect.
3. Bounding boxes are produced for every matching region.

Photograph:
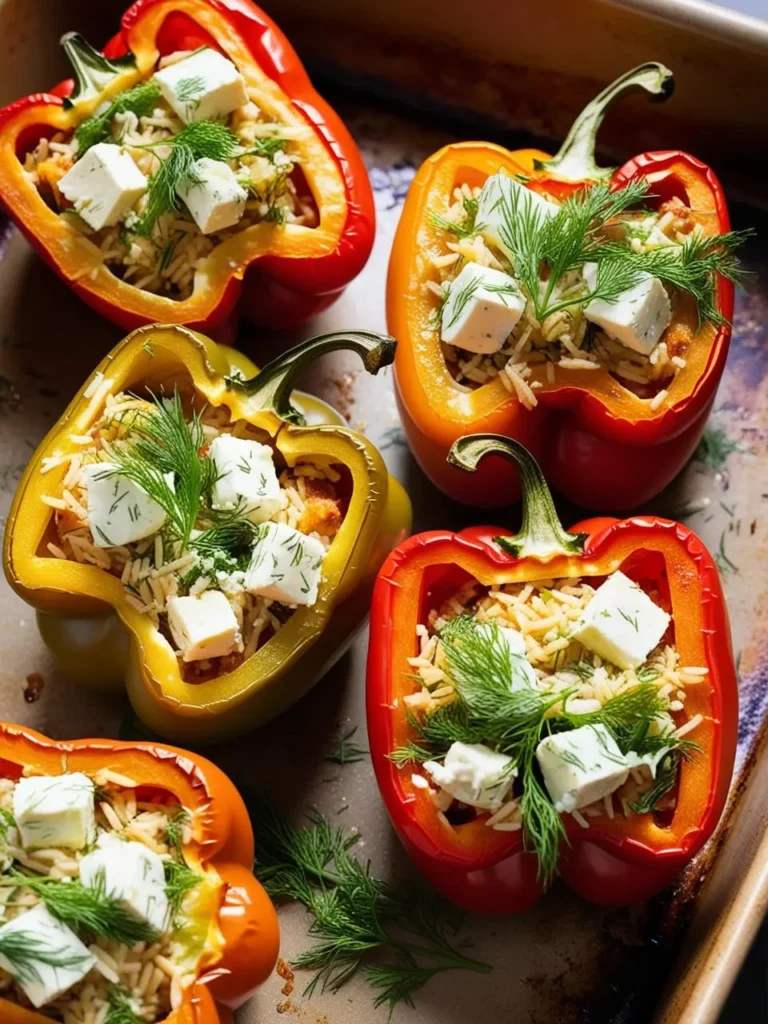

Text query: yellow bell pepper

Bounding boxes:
[4,325,411,743]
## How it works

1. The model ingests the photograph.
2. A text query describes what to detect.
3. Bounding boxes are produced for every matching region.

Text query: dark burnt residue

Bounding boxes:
[23,672,44,703]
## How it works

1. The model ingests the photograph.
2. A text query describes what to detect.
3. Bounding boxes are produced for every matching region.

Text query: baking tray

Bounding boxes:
[0,1,767,1022]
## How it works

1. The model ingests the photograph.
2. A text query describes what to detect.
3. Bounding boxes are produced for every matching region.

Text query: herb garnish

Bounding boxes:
[163,859,200,922]
[251,798,490,1012]
[105,987,145,1024]
[392,617,694,882]
[0,929,92,986]
[74,79,162,157]
[325,725,369,765]
[6,872,159,944]
[429,195,479,239]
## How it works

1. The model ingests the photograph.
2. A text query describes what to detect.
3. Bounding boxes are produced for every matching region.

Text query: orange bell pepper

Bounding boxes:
[0,721,279,1024]
[388,64,735,509]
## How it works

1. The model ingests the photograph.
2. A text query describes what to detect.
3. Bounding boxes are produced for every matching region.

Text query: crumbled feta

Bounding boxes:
[176,157,247,234]
[0,904,95,1007]
[167,590,242,662]
[58,143,147,231]
[440,263,526,354]
[208,434,282,523]
[82,462,171,548]
[155,47,248,124]
[476,622,537,689]
[583,262,672,355]
[244,522,325,606]
[476,172,559,263]
[80,833,168,933]
[573,570,670,670]
[536,724,630,813]
[13,773,96,851]
[424,741,516,811]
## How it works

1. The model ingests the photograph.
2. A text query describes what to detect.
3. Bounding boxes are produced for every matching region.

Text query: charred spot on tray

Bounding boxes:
[23,672,44,703]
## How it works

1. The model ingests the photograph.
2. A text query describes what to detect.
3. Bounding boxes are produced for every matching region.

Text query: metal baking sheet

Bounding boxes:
[0,1,767,1022]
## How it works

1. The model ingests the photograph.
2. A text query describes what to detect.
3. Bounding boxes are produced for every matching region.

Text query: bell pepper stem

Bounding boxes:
[448,434,587,560]
[60,32,136,109]
[536,63,674,182]
[233,330,396,425]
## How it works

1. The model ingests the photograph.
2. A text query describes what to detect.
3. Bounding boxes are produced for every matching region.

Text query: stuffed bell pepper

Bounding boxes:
[0,721,278,1023]
[367,435,737,913]
[389,63,751,509]
[4,325,410,744]
[0,0,375,338]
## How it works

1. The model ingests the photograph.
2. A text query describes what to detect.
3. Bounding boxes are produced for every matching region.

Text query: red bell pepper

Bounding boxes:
[367,434,737,913]
[388,64,737,509]
[0,0,374,340]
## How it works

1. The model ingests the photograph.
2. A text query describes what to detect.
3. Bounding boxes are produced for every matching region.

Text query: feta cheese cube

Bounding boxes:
[572,570,671,670]
[80,833,169,933]
[167,590,242,662]
[0,904,95,1007]
[424,741,516,811]
[441,263,526,354]
[176,158,247,234]
[536,724,630,813]
[13,773,95,851]
[155,47,248,124]
[244,521,325,606]
[82,462,171,548]
[476,172,559,263]
[208,434,282,523]
[59,143,147,231]
[583,262,672,355]
[476,621,537,689]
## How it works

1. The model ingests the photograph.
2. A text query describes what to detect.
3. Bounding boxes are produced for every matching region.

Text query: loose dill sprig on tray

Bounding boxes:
[98,389,217,552]
[249,796,490,1014]
[6,872,159,944]
[136,120,239,235]
[325,725,368,765]
[0,929,93,985]
[73,79,163,157]
[392,618,694,883]
[105,987,145,1024]
[494,177,751,325]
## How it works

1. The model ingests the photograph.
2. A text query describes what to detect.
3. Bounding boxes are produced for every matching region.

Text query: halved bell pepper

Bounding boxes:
[0,720,279,1024]
[0,0,375,338]
[389,63,735,509]
[367,434,737,913]
[4,326,411,744]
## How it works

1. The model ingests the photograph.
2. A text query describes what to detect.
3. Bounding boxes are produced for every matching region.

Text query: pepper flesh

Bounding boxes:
[366,436,737,913]
[388,65,734,510]
[0,0,374,337]
[0,720,279,1024]
[4,325,411,744]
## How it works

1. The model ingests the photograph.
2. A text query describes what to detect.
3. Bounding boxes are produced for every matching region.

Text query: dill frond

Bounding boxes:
[249,797,490,1011]
[239,136,287,161]
[74,79,162,157]
[163,859,201,921]
[628,753,680,814]
[105,987,144,1024]
[7,872,158,944]
[164,808,189,855]
[325,725,368,765]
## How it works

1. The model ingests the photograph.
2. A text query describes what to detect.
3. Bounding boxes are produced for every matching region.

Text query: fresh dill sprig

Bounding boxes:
[238,136,287,162]
[628,752,680,814]
[694,423,746,471]
[494,177,749,325]
[429,195,479,239]
[249,797,490,1013]
[74,79,162,157]
[164,859,201,922]
[99,389,215,552]
[164,808,189,856]
[6,872,159,944]
[136,120,238,235]
[325,725,368,765]
[0,928,93,985]
[105,987,144,1024]
[0,808,15,838]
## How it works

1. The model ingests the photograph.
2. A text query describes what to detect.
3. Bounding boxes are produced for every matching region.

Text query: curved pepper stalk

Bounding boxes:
[0,721,279,1024]
[535,62,674,182]
[448,434,587,560]
[232,330,396,425]
[60,32,136,108]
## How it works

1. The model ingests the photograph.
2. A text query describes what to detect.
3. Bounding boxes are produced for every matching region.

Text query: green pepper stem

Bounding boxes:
[60,33,136,109]
[232,330,397,425]
[537,63,674,182]
[447,434,587,560]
